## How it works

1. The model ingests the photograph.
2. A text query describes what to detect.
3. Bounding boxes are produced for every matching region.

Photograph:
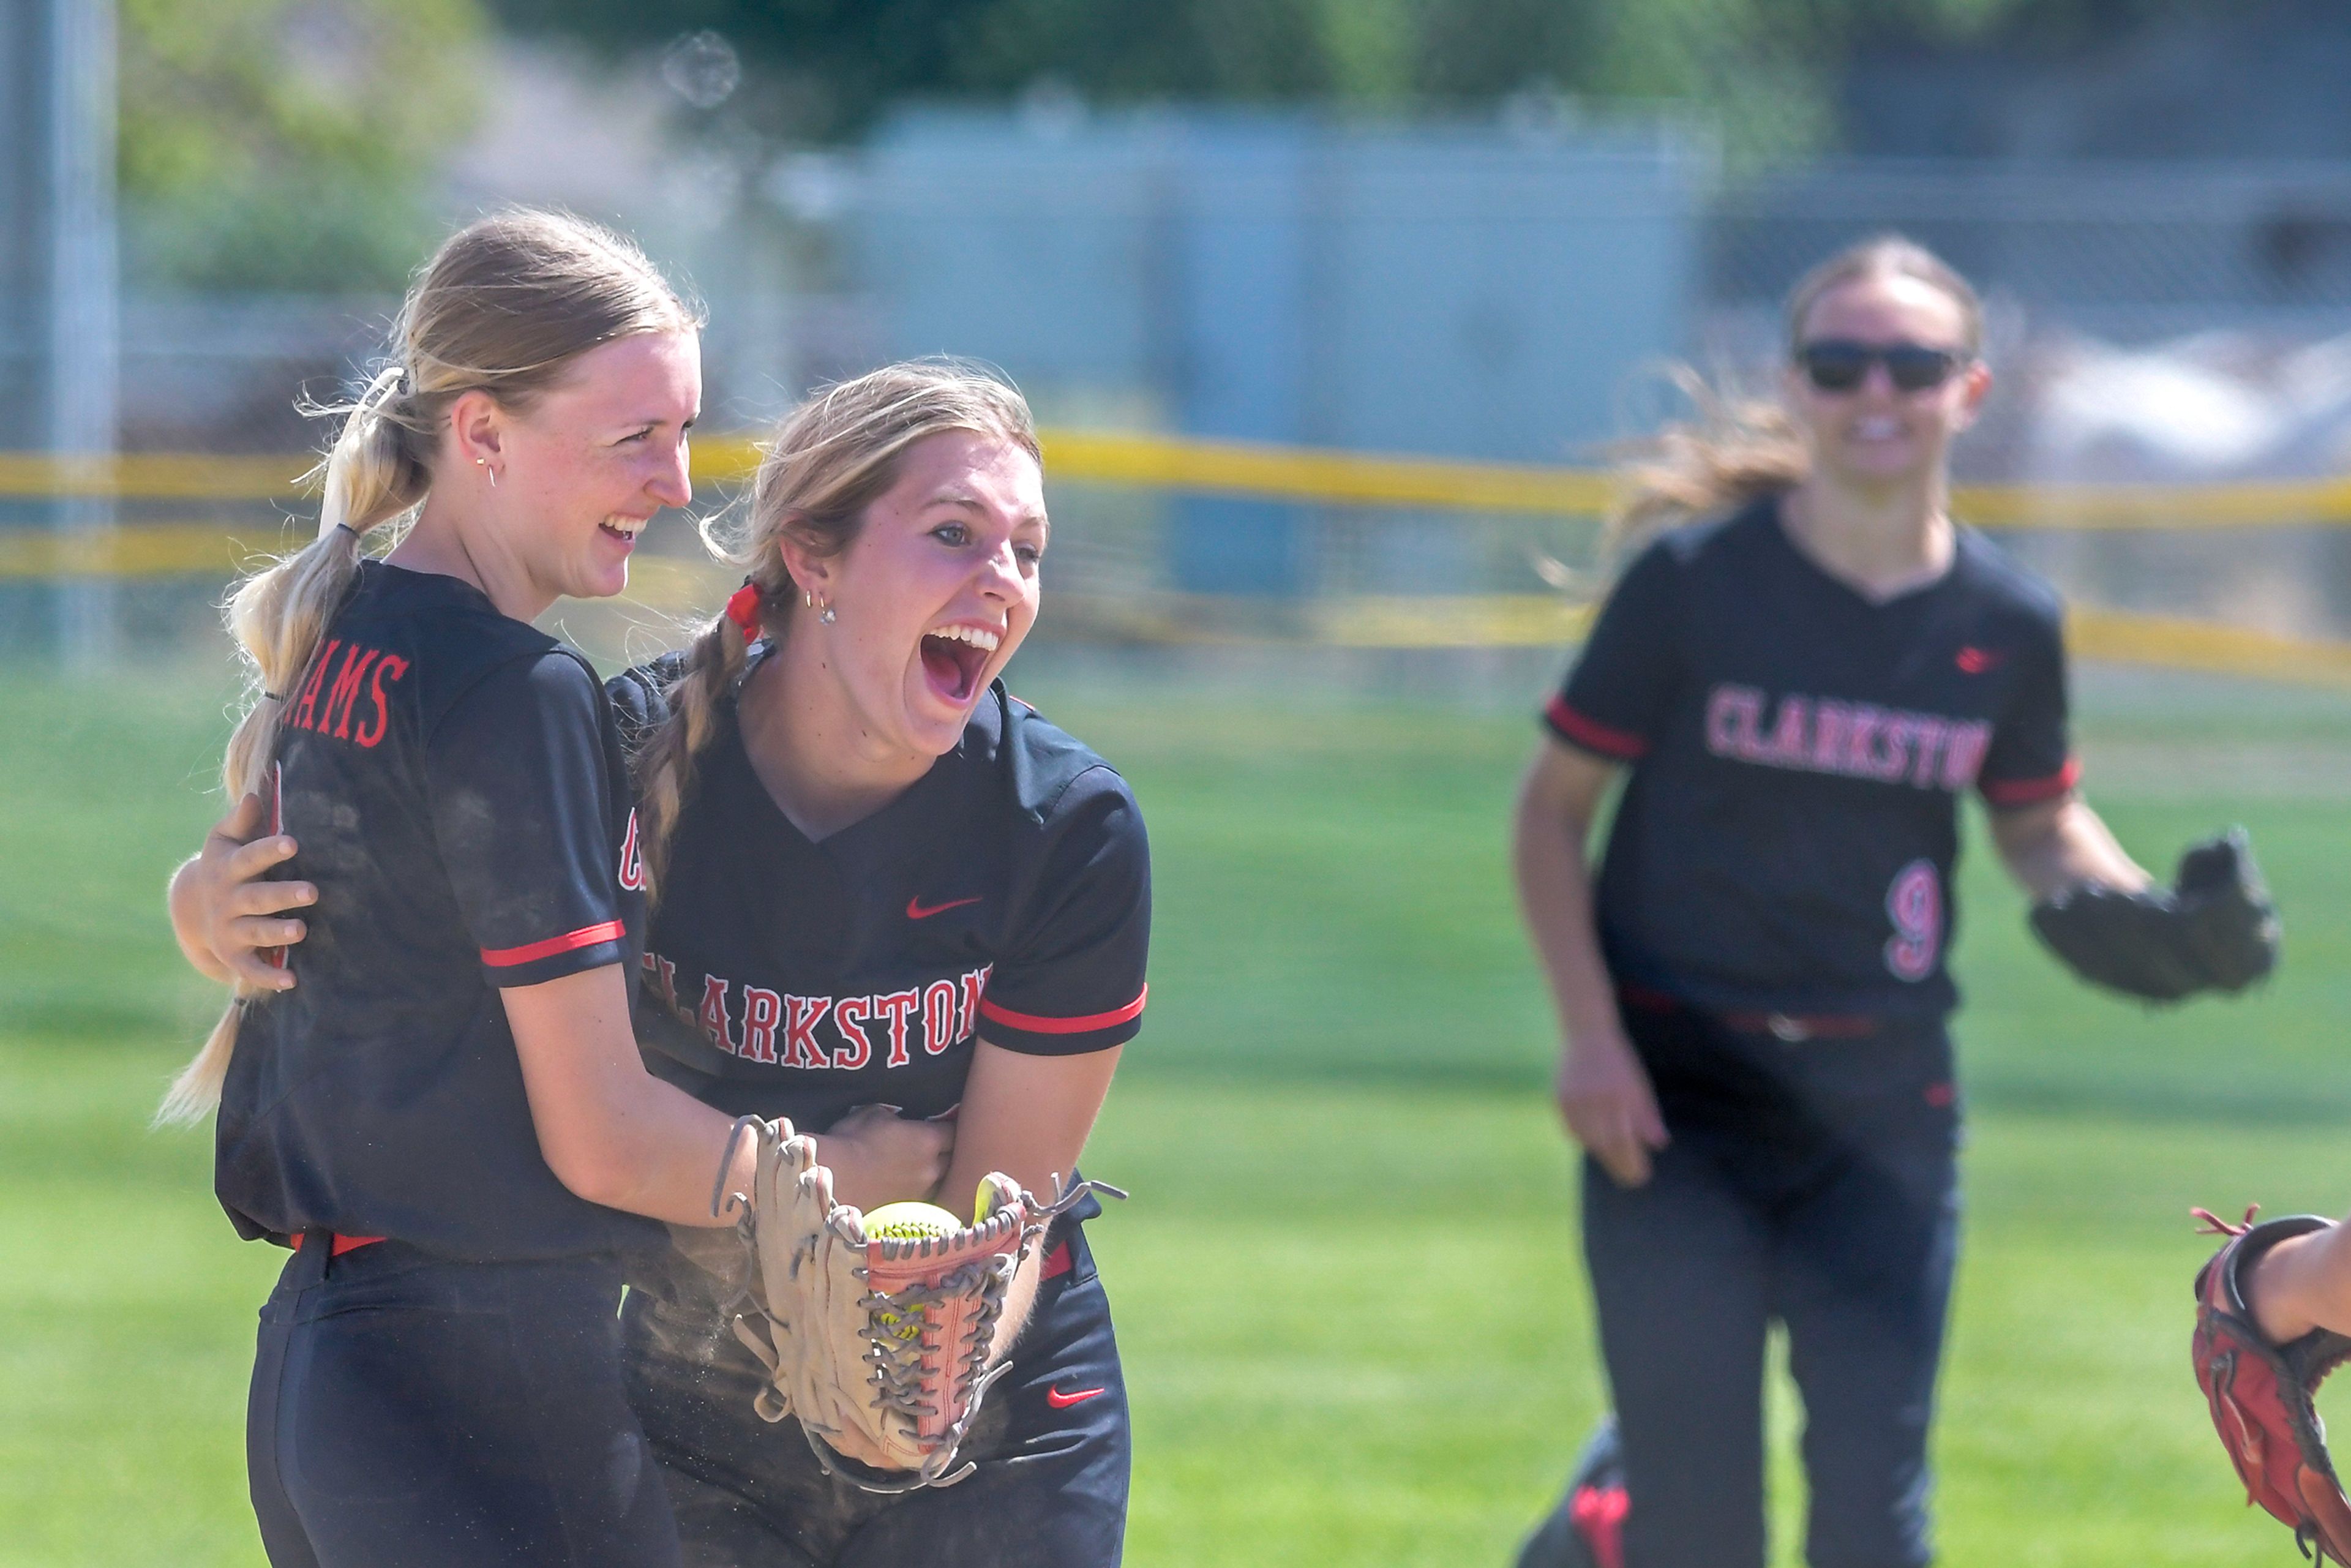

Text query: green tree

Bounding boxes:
[121,0,486,290]
[488,0,2185,162]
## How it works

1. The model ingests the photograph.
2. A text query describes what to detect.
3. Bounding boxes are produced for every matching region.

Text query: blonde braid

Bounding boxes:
[634,608,757,901]
[156,369,419,1128]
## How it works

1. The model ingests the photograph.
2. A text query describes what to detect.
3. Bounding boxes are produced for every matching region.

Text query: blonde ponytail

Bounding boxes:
[633,360,1038,901]
[156,374,420,1127]
[159,209,698,1127]
[1604,368,1810,555]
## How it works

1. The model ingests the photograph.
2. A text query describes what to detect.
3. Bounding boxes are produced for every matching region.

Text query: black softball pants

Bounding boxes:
[1581,1004,1960,1568]
[247,1238,681,1568]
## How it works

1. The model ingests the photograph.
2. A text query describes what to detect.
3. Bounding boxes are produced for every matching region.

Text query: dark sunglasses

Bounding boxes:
[1795,339,1967,394]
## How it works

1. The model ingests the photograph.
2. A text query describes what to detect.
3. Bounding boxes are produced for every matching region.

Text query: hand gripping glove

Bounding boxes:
[713,1116,1122,1492]
[2031,827,2281,1001]
[2192,1206,2351,1564]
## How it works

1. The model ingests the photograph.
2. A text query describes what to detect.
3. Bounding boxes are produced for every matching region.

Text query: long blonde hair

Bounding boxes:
[159,209,699,1126]
[1610,233,1985,550]
[631,359,1039,900]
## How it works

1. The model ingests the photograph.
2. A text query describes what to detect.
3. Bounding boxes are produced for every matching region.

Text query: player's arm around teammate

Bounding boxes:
[176,838,954,1214]
[171,365,1152,1565]
[160,212,760,1568]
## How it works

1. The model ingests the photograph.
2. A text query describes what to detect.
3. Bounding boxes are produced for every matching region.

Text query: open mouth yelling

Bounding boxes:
[919,623,1000,706]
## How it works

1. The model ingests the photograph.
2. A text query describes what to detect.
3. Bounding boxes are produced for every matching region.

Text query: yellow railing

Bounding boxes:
[10,431,2351,525]
[0,520,259,577]
[9,433,2351,684]
[0,451,309,501]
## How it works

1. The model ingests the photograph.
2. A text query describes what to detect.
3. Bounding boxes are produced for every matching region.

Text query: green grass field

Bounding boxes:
[6,651,2351,1566]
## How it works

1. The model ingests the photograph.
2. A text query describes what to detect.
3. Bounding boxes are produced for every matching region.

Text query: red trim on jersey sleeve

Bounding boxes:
[480,921,626,967]
[1545,696,1650,761]
[978,986,1148,1036]
[1980,757,2080,808]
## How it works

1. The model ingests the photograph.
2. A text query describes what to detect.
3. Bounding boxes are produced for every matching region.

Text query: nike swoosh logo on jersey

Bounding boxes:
[906,895,983,921]
[1955,646,2004,673]
[1046,1385,1106,1408]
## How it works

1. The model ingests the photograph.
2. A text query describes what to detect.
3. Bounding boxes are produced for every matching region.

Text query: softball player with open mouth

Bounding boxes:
[162,210,763,1568]
[178,360,1150,1566]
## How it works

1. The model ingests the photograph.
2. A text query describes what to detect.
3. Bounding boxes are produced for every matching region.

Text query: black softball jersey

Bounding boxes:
[214,561,662,1262]
[1545,495,2075,1021]
[607,659,1151,1135]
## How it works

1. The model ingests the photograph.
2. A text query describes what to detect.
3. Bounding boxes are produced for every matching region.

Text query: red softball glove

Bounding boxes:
[2193,1207,2351,1564]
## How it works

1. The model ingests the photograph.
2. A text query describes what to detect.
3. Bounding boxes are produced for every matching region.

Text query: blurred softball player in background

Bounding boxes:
[1512,234,2276,1568]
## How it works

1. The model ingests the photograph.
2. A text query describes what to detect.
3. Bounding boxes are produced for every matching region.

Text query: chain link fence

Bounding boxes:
[27,156,2351,659]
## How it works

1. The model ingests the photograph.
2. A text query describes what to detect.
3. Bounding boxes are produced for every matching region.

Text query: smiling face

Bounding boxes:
[782,428,1046,766]
[1784,271,1989,492]
[459,329,702,605]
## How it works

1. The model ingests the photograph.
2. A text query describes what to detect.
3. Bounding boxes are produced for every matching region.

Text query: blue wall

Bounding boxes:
[859,107,1704,593]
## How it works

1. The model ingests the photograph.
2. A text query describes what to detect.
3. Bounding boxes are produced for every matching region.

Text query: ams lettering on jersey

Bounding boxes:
[1703,683,1992,793]
[283,637,411,748]
[647,951,995,1071]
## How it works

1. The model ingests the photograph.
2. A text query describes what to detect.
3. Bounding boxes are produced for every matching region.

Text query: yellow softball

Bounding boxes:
[863,1201,961,1342]
[864,1201,960,1241]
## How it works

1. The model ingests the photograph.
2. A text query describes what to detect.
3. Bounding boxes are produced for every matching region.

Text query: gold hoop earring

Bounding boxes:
[476,457,497,490]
